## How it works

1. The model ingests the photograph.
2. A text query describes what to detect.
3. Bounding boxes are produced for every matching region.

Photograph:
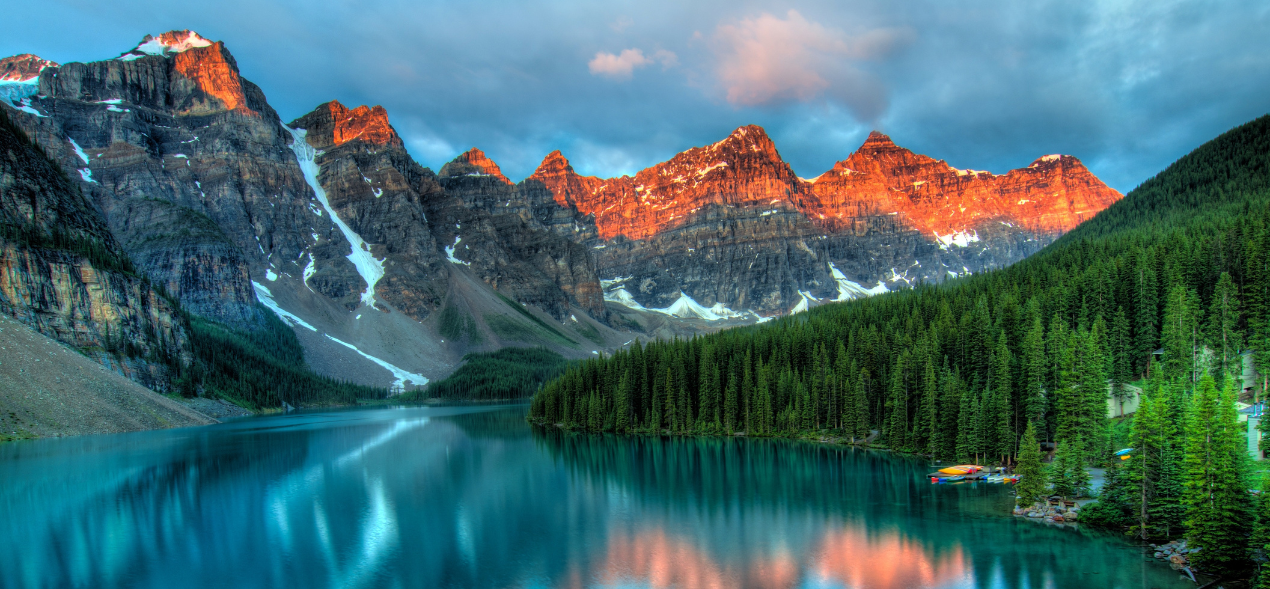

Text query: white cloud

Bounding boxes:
[713,10,910,119]
[588,48,677,80]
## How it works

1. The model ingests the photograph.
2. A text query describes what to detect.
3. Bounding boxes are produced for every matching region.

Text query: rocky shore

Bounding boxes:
[1150,539,1200,574]
[1013,500,1081,524]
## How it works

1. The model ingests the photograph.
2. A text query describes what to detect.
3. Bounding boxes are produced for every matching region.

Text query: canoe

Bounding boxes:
[1114,448,1134,456]
[938,467,969,475]
[953,465,983,473]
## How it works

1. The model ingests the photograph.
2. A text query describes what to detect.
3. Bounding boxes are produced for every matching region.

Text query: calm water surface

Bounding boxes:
[0,404,1190,589]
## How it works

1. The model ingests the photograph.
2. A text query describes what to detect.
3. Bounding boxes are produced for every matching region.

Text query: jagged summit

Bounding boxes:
[290,101,401,148]
[0,54,58,81]
[865,130,890,141]
[1027,153,1071,167]
[533,150,573,175]
[123,30,215,59]
[440,148,512,184]
[801,132,1121,236]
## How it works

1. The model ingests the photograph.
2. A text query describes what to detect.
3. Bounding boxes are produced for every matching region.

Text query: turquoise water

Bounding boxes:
[0,404,1190,588]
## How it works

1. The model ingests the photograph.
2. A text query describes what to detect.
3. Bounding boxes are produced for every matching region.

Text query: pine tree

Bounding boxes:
[1135,253,1160,376]
[854,368,870,441]
[1079,321,1110,463]
[1183,375,1254,572]
[1051,436,1090,498]
[1162,283,1200,384]
[918,357,938,455]
[615,371,631,433]
[724,362,738,434]
[937,359,961,460]
[1206,272,1243,381]
[662,368,676,432]
[1022,317,1047,439]
[956,385,974,460]
[1250,473,1270,586]
[1150,380,1187,539]
[991,332,1014,462]
[1110,307,1133,416]
[1015,420,1047,507]
[742,350,754,434]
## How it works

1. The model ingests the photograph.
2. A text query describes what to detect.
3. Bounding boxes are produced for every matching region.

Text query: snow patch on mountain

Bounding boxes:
[445,236,470,265]
[253,281,316,331]
[0,79,41,116]
[790,291,816,314]
[67,138,90,164]
[323,335,427,391]
[829,262,889,301]
[603,284,748,321]
[134,31,213,57]
[285,125,385,308]
[933,229,980,249]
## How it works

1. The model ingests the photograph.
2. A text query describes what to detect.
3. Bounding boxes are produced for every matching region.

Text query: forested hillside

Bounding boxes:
[529,113,1270,461]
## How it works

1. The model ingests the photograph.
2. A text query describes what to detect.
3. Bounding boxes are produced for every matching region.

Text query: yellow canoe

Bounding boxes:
[954,465,983,473]
[938,467,969,475]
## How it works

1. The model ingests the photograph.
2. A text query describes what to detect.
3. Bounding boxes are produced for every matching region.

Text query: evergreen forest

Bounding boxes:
[401,347,567,402]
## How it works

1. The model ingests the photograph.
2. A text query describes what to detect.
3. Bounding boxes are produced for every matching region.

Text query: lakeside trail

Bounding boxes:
[0,315,217,440]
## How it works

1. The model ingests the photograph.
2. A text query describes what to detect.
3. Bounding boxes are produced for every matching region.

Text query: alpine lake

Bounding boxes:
[0,404,1194,588]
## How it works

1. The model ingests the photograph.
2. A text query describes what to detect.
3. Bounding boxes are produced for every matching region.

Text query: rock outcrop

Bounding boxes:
[800,131,1122,237]
[432,149,607,321]
[287,100,447,316]
[0,109,190,389]
[3,31,318,328]
[0,54,57,81]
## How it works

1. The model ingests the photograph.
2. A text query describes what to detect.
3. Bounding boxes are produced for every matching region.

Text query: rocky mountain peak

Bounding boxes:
[800,132,1122,236]
[0,54,58,81]
[440,148,512,184]
[533,150,574,176]
[708,124,779,157]
[1026,154,1068,168]
[291,101,400,149]
[130,30,215,58]
[863,130,894,146]
[100,30,256,115]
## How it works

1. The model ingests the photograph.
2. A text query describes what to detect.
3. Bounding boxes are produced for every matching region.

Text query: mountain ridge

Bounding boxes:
[0,29,1125,394]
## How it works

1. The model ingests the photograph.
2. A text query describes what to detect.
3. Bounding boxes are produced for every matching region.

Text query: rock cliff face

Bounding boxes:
[800,131,1121,237]
[287,100,447,316]
[0,54,57,81]
[526,127,1123,316]
[285,101,605,323]
[0,110,189,389]
[2,32,318,328]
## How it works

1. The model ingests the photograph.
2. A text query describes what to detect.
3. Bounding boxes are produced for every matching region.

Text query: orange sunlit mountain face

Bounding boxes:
[453,148,513,184]
[528,127,1121,242]
[171,42,254,115]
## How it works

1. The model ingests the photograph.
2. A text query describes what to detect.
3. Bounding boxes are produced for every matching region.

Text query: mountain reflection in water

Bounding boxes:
[0,405,1187,589]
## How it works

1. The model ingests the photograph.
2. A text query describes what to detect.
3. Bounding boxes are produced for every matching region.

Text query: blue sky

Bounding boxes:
[3,0,1269,192]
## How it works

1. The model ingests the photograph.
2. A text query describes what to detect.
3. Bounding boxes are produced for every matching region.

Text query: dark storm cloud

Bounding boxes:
[2,0,1268,191]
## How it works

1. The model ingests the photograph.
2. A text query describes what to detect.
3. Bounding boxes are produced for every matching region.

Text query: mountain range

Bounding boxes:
[0,31,1122,392]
